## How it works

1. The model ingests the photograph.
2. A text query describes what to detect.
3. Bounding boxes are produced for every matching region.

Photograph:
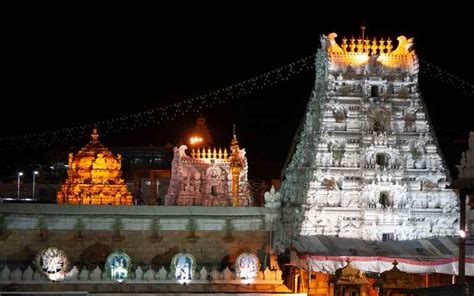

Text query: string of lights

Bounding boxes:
[0,54,317,152]
[419,58,474,97]
[0,53,471,152]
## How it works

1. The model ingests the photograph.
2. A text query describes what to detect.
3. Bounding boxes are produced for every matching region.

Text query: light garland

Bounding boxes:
[419,58,474,97]
[0,54,316,152]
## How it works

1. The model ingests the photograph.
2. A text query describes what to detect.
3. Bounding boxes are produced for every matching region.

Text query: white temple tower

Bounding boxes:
[277,33,459,249]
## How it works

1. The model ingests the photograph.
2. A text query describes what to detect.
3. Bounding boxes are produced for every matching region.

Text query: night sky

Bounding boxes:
[2,8,473,182]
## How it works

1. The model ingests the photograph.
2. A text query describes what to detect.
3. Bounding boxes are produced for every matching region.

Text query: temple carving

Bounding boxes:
[165,133,250,206]
[277,32,459,249]
[57,129,133,205]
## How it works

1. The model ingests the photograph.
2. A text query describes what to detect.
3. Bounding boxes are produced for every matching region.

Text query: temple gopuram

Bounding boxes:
[56,129,133,205]
[165,131,250,206]
[278,32,471,293]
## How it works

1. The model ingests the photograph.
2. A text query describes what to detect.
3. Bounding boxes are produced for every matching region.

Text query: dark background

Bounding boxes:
[1,8,473,182]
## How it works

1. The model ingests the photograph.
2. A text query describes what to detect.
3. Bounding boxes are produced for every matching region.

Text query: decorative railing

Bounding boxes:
[190,147,228,160]
[0,265,283,284]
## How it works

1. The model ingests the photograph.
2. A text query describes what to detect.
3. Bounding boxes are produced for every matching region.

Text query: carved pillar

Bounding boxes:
[231,167,241,207]
[229,134,242,207]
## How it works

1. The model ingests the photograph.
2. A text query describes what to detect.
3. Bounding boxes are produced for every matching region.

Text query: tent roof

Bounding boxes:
[291,235,474,260]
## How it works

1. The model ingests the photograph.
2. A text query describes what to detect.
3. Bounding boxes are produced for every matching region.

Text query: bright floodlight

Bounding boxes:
[34,171,39,175]
[459,230,466,238]
[18,172,23,176]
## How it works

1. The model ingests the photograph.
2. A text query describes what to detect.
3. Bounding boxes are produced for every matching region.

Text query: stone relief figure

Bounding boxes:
[264,185,281,208]
[387,149,402,168]
[327,191,341,207]
[206,164,221,195]
[193,172,201,193]
[331,103,347,123]
[392,183,408,209]
[363,145,376,167]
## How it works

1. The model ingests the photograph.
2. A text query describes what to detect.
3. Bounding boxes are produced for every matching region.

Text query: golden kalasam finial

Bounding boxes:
[223,148,228,159]
[363,39,370,54]
[386,38,393,53]
[371,37,378,55]
[341,37,348,52]
[379,38,385,54]
[356,38,363,53]
[349,37,356,53]
[196,148,201,158]
[91,128,99,141]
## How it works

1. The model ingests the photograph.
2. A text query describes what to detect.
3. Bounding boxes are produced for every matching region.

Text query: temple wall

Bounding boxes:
[0,204,278,267]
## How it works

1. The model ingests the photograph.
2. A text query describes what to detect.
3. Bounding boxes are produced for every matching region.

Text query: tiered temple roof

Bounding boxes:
[56,129,133,205]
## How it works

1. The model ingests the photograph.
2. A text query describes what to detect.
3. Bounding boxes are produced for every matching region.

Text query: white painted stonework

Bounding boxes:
[264,185,281,208]
[165,144,251,206]
[277,34,459,250]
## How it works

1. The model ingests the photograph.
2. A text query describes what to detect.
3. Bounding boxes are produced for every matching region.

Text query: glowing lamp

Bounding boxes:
[190,136,203,145]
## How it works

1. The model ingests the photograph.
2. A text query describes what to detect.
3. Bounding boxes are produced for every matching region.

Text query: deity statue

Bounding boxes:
[264,185,281,208]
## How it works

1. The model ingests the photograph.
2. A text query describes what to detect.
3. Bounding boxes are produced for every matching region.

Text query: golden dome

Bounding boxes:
[57,129,133,205]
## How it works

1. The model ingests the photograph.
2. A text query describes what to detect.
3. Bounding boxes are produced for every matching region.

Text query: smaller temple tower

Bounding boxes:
[166,127,250,207]
[57,129,133,205]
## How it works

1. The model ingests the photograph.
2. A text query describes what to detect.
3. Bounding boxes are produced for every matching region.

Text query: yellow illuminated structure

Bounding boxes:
[327,32,416,71]
[230,134,243,207]
[57,129,133,205]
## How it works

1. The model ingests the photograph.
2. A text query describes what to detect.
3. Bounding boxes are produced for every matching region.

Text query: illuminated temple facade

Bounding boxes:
[165,133,251,206]
[57,129,133,205]
[278,33,460,247]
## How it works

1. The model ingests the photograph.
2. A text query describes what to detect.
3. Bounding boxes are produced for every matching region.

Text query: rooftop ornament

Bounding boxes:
[327,32,416,71]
